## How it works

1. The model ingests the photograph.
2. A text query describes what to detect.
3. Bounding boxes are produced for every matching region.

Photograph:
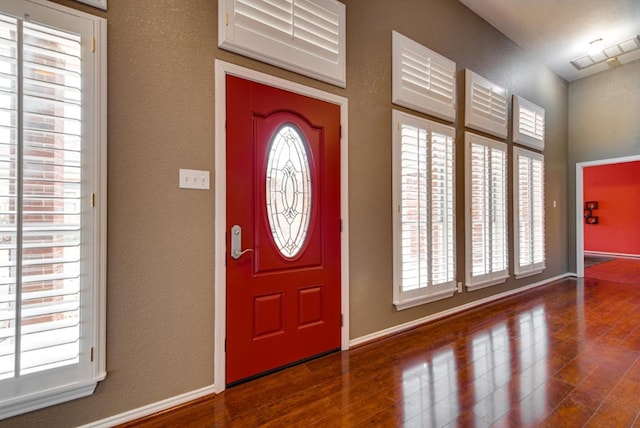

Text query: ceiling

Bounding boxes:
[458,0,640,82]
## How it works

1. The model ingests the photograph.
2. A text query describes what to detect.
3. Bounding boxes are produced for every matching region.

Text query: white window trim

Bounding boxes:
[391,31,456,122]
[218,0,346,87]
[0,0,107,419]
[392,110,456,310]
[513,95,545,151]
[464,69,508,139]
[513,147,545,278]
[464,132,509,291]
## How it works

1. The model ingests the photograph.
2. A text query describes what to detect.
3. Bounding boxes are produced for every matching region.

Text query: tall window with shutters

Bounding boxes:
[0,0,106,419]
[514,147,545,278]
[464,132,508,290]
[392,110,456,310]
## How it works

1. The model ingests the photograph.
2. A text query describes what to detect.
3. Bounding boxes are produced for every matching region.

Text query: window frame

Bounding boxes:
[392,110,456,310]
[464,132,509,290]
[0,0,107,419]
[513,147,545,278]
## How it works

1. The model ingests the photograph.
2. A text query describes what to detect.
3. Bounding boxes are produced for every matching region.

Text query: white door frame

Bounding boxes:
[213,60,350,393]
[575,154,640,277]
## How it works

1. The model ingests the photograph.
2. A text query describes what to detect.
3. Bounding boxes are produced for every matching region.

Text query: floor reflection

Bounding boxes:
[518,305,549,425]
[401,347,459,426]
[472,321,510,424]
[400,305,552,425]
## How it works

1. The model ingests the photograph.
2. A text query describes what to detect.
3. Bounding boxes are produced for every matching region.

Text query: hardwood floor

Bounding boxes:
[121,270,640,427]
[583,257,640,285]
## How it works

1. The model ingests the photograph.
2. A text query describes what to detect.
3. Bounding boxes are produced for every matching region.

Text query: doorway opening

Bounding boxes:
[576,154,640,278]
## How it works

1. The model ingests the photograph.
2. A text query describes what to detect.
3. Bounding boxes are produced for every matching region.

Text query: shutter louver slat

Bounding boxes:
[294,0,340,56]
[236,0,293,35]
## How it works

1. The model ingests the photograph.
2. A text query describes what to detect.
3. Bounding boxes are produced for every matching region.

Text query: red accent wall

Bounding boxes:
[584,161,640,255]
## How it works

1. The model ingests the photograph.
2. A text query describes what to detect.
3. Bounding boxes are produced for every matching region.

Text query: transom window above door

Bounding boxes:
[219,0,346,87]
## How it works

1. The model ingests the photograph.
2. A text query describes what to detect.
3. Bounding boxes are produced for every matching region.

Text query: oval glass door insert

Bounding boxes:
[266,124,312,258]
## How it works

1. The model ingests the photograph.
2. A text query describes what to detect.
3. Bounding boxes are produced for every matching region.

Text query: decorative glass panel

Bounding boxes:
[266,125,312,258]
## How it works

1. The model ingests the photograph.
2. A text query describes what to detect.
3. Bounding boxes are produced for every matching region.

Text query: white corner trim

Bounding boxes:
[80,385,216,428]
[584,251,640,259]
[349,273,574,348]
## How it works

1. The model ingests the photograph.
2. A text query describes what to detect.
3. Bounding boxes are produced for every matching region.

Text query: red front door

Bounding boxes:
[225,76,341,385]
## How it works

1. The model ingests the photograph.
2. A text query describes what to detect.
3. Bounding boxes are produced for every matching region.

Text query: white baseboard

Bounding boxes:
[584,251,640,260]
[349,273,573,347]
[83,273,577,426]
[81,385,215,428]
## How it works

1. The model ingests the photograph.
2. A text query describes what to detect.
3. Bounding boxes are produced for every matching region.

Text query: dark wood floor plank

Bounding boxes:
[120,259,640,428]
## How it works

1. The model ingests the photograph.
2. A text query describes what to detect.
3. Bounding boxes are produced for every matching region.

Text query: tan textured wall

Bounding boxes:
[5,0,568,426]
[344,0,568,338]
[567,61,640,270]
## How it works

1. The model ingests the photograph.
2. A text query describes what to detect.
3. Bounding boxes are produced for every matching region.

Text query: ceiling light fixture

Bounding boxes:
[571,35,640,70]
[587,38,604,56]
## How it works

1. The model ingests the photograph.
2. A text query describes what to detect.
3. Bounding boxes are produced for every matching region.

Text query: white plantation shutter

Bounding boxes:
[465,132,508,290]
[513,95,545,150]
[392,110,456,310]
[514,148,545,277]
[0,0,106,418]
[392,31,456,122]
[219,0,346,87]
[464,70,508,138]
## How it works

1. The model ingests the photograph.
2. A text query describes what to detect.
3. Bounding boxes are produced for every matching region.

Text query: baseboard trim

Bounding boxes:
[81,385,216,428]
[349,273,574,348]
[585,251,640,260]
[84,273,576,426]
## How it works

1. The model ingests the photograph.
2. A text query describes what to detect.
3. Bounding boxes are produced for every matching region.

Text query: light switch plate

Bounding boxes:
[179,169,210,190]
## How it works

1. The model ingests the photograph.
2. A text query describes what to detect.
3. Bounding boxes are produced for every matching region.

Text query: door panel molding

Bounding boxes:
[214,60,349,393]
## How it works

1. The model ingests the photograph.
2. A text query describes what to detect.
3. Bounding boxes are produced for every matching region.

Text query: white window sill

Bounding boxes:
[515,267,545,279]
[465,275,509,291]
[394,287,457,311]
[1,374,105,420]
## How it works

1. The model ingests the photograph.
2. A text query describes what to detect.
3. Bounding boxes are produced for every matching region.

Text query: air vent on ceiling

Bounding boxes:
[571,35,640,70]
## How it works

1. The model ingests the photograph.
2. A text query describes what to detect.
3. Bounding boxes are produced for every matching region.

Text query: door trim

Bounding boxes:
[575,154,640,278]
[214,60,349,393]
